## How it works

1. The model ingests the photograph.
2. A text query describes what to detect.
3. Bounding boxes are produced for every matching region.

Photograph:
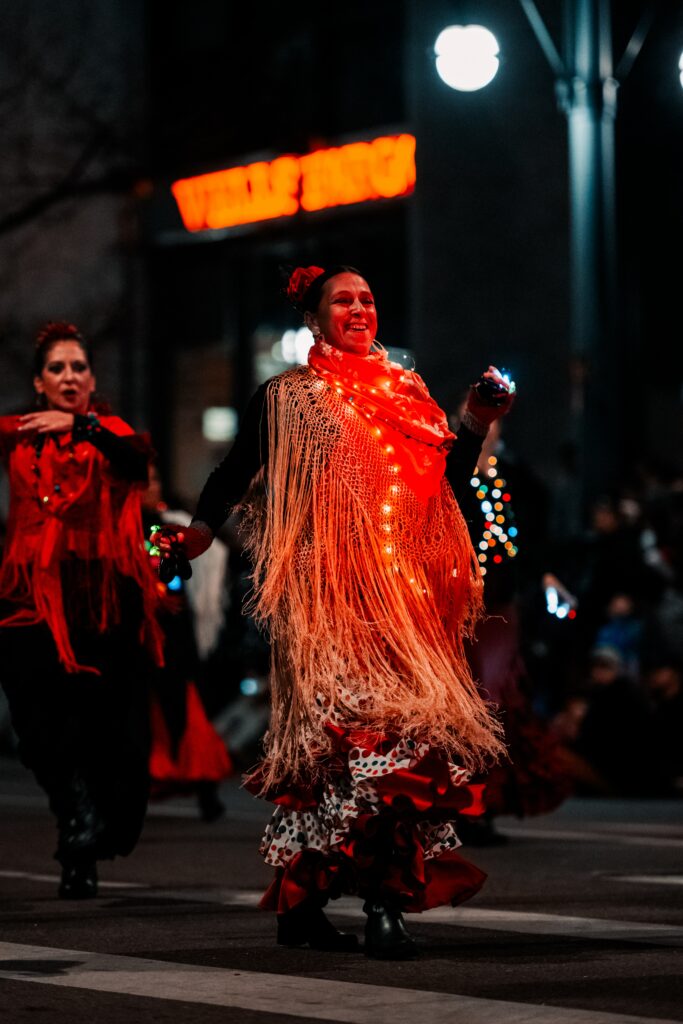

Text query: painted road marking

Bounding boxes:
[499,825,683,850]
[0,941,679,1024]
[613,875,683,887]
[226,892,683,947]
[0,870,144,889]
[2,873,680,947]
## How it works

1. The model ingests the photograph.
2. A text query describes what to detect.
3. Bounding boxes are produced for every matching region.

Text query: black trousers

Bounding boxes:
[1,589,152,862]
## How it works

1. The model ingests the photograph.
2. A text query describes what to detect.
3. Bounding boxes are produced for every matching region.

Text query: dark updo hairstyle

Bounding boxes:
[281,264,363,314]
[33,321,93,377]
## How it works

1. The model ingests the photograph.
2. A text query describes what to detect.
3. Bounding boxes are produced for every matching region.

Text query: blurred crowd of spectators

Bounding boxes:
[523,452,683,799]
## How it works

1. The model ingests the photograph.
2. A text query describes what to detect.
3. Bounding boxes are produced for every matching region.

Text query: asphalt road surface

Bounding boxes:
[1,756,682,1023]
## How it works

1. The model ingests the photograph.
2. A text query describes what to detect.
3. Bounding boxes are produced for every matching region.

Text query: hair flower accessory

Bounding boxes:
[286,265,325,311]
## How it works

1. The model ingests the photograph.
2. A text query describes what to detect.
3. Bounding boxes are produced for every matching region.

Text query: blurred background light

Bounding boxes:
[202,406,238,443]
[272,327,314,366]
[239,677,260,696]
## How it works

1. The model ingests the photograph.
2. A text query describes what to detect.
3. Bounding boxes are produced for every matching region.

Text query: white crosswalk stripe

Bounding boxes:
[0,940,679,1024]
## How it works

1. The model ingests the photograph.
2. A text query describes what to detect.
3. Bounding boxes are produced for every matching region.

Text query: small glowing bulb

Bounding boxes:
[382,504,392,514]
[488,456,497,466]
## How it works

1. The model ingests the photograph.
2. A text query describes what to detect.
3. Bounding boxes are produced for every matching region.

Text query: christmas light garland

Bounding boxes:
[469,455,519,576]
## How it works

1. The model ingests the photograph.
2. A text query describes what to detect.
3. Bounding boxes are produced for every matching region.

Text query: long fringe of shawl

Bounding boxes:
[241,368,505,792]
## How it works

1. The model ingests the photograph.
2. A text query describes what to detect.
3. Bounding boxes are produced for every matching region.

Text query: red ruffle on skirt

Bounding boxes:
[150,681,233,783]
[247,724,487,914]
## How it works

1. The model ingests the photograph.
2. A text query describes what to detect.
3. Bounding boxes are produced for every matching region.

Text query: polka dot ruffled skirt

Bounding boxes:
[250,719,488,914]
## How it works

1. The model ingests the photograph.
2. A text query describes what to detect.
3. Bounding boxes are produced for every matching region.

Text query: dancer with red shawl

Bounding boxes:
[157,266,514,957]
[0,322,163,899]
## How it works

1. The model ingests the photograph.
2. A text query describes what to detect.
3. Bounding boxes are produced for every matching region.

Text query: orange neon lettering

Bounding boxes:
[206,166,250,229]
[298,150,329,212]
[339,142,375,204]
[171,134,416,232]
[171,179,209,233]
[369,134,416,198]
[269,155,301,217]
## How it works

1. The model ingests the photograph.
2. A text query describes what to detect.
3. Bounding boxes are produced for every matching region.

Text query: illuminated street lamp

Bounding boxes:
[434,25,500,92]
[433,0,661,505]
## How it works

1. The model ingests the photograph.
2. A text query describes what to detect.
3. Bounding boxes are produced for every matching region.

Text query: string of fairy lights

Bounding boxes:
[470,455,518,576]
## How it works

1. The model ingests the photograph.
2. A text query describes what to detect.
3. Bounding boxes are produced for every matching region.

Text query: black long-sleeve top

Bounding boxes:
[72,414,150,481]
[193,382,485,535]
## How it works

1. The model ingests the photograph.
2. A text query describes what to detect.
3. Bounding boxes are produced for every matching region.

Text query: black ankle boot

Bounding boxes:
[58,859,98,900]
[277,902,359,951]
[54,774,103,863]
[363,900,419,959]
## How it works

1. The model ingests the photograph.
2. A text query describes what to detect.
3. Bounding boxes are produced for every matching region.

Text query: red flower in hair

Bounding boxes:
[286,265,325,310]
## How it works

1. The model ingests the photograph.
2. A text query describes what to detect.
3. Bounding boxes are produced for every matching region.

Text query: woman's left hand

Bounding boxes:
[18,411,75,434]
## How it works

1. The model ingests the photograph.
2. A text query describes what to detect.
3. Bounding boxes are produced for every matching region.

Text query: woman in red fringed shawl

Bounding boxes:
[156,266,515,958]
[0,321,163,900]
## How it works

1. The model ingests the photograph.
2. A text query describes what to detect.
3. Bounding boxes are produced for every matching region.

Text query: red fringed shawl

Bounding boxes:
[0,415,164,673]
[240,347,505,792]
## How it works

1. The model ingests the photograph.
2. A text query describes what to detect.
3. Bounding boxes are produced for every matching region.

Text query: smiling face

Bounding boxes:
[307,272,378,356]
[34,340,96,415]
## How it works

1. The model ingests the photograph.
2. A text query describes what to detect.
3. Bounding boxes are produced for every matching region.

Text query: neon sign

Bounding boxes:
[171,133,416,233]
